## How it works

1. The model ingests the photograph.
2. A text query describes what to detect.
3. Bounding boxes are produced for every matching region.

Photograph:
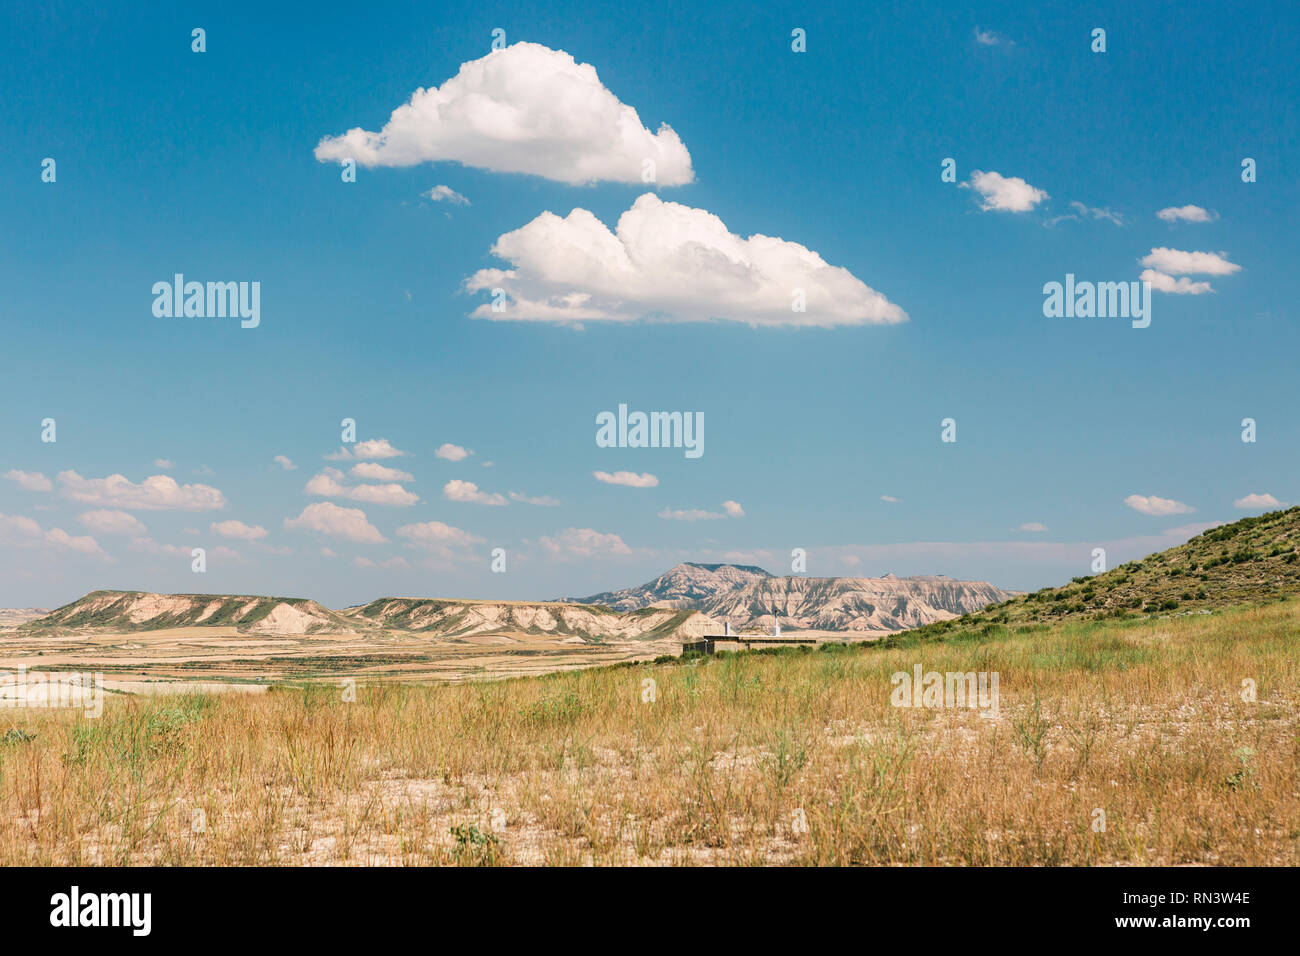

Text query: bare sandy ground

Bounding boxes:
[0,625,690,693]
[0,622,884,697]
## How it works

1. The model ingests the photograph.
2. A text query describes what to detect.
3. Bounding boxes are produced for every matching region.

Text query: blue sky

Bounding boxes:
[2,0,1297,608]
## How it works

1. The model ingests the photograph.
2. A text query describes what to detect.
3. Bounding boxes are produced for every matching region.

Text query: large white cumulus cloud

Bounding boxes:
[465,193,907,327]
[314,42,693,186]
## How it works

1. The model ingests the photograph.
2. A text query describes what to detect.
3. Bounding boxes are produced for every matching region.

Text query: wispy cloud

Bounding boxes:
[1046,200,1124,227]
[659,500,744,521]
[396,520,484,559]
[509,491,560,506]
[974,27,1010,46]
[594,470,658,488]
[539,527,632,559]
[78,510,148,536]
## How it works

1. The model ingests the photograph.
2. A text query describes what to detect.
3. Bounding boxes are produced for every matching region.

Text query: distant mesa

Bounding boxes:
[21,591,353,636]
[15,590,716,643]
[562,562,1014,632]
[15,561,1016,642]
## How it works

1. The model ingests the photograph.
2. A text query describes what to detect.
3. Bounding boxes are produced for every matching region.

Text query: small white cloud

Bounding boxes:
[353,438,409,459]
[285,502,385,543]
[1139,247,1240,276]
[57,471,226,511]
[1157,205,1217,223]
[396,520,485,554]
[1138,246,1237,292]
[152,459,175,470]
[435,443,473,462]
[444,479,507,506]
[324,438,410,461]
[880,494,899,503]
[351,462,414,483]
[427,185,470,205]
[1233,493,1282,509]
[539,527,632,559]
[273,455,298,471]
[1124,494,1195,516]
[1140,269,1214,295]
[78,510,148,536]
[40,527,107,557]
[314,42,694,186]
[210,519,269,541]
[4,470,53,492]
[593,470,658,488]
[1018,522,1049,532]
[0,512,106,558]
[466,193,906,327]
[305,469,419,506]
[974,27,1005,46]
[962,170,1048,213]
[722,500,745,518]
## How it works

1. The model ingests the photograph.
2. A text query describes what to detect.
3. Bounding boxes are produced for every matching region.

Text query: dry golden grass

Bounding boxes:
[1,598,1296,866]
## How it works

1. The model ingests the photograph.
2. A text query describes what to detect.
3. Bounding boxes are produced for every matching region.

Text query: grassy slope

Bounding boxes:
[893,506,1300,646]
